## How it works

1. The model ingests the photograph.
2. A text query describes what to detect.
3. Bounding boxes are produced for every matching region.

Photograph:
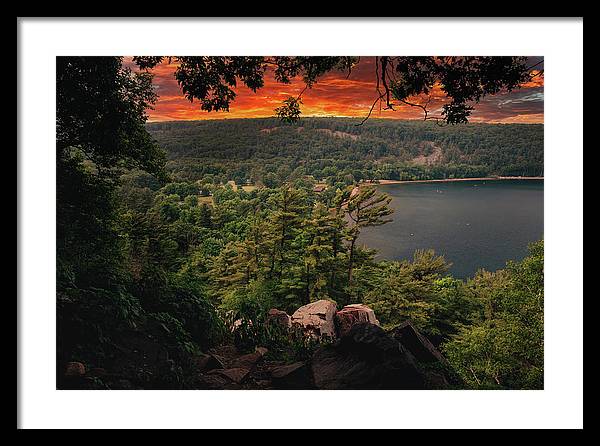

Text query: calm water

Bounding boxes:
[359,180,544,278]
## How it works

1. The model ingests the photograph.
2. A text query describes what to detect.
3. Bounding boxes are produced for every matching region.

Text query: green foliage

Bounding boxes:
[57,150,125,289]
[57,57,165,177]
[443,241,544,389]
[220,280,279,317]
[429,276,481,341]
[344,185,393,286]
[222,299,324,362]
[57,285,143,364]
[57,56,167,289]
[161,281,226,351]
[56,57,225,377]
[146,312,197,356]
[275,96,303,124]
[363,250,450,333]
[147,118,544,186]
[112,173,544,387]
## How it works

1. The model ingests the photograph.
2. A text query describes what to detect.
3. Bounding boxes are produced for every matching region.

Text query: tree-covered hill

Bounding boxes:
[147,118,543,186]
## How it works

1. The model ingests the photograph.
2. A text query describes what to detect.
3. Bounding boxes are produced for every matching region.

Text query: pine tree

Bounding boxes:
[344,185,393,286]
[265,185,307,280]
[302,203,336,303]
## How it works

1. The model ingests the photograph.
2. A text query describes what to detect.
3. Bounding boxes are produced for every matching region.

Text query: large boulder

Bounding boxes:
[391,321,457,388]
[195,372,242,390]
[311,323,425,389]
[270,362,313,389]
[194,347,270,389]
[207,367,250,384]
[291,300,338,340]
[391,321,446,364]
[335,303,380,337]
[229,347,268,370]
[265,309,292,330]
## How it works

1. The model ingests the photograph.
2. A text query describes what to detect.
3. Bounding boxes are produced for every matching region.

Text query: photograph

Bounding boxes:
[17,17,583,429]
[56,55,544,391]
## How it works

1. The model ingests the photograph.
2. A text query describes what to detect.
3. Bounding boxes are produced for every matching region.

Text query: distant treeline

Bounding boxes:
[147,118,544,186]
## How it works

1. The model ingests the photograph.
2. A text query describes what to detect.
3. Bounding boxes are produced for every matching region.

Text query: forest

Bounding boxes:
[56,57,544,390]
[148,118,544,187]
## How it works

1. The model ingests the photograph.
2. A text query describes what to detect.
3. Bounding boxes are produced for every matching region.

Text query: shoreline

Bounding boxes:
[363,176,544,186]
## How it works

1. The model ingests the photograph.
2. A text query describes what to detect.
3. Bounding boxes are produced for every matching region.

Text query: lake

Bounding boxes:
[359,179,544,278]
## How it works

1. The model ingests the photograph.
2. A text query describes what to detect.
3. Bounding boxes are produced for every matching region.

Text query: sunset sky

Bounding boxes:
[131,57,544,124]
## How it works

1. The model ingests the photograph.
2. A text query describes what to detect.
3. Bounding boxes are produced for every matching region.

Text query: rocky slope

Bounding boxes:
[59,300,459,390]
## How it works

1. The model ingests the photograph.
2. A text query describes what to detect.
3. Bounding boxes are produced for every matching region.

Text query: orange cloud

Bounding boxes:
[129,57,543,124]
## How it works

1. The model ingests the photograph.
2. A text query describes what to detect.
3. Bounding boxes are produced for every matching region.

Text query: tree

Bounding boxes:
[443,241,544,389]
[132,56,540,125]
[363,250,450,331]
[342,185,393,285]
[301,203,336,303]
[265,185,307,280]
[56,57,174,378]
[57,57,167,288]
[57,57,165,176]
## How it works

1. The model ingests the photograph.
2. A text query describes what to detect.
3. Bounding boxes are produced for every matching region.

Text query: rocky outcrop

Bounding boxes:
[391,321,460,388]
[391,321,446,364]
[230,347,268,370]
[311,323,425,389]
[208,367,250,384]
[291,300,338,340]
[335,304,380,337]
[270,362,313,389]
[194,347,268,389]
[265,309,292,329]
[195,372,242,390]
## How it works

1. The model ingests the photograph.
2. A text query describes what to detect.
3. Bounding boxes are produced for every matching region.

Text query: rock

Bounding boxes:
[195,373,241,390]
[391,321,457,388]
[391,321,446,364]
[254,379,272,389]
[265,309,292,329]
[208,368,250,384]
[255,347,269,357]
[291,299,338,339]
[230,351,265,370]
[209,345,238,360]
[311,323,424,389]
[335,303,380,337]
[270,362,313,389]
[64,362,86,377]
[191,353,225,372]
